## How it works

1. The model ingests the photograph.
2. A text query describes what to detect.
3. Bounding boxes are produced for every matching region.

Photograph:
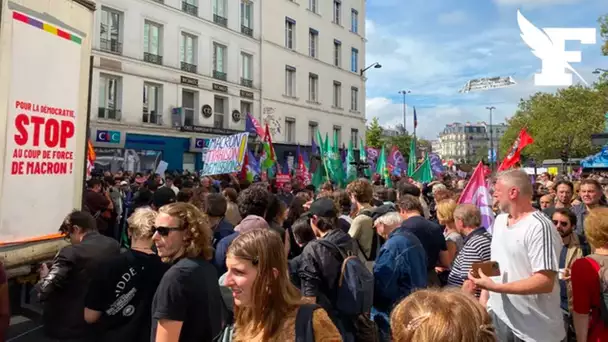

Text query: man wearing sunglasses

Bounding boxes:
[552,208,588,342]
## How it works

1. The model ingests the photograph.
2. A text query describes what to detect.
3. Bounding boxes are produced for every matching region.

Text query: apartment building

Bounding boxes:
[259,0,367,161]
[438,122,489,164]
[90,0,260,172]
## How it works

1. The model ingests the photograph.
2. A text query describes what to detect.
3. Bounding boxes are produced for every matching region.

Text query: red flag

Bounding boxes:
[264,124,275,161]
[240,151,249,181]
[498,128,534,172]
[296,153,311,185]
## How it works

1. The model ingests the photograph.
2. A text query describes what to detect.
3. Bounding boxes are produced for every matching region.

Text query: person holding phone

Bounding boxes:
[468,169,564,342]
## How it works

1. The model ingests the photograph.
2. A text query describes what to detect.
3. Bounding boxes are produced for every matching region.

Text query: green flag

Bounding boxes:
[411,152,433,183]
[359,138,371,177]
[407,138,417,177]
[314,130,329,187]
[346,140,357,182]
[328,130,345,187]
[376,145,393,188]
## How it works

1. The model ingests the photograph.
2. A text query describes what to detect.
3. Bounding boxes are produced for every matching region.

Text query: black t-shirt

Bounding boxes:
[150,257,223,342]
[400,215,447,269]
[85,250,169,342]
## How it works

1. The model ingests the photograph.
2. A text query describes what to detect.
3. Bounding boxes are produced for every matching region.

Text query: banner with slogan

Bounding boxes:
[201,132,249,176]
[0,9,83,243]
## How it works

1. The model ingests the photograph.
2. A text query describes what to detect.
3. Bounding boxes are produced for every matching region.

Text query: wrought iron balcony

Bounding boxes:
[182,1,198,15]
[240,77,253,88]
[100,38,122,54]
[213,14,227,27]
[144,52,163,65]
[98,108,121,120]
[181,62,197,73]
[213,70,227,81]
[142,111,163,125]
[241,25,253,37]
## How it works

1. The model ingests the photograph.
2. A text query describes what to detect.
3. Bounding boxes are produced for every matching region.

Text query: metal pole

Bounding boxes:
[402,92,406,133]
[486,106,496,170]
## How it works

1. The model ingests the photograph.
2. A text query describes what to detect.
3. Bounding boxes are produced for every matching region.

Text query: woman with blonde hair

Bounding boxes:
[223,229,341,341]
[390,288,496,342]
[435,199,462,285]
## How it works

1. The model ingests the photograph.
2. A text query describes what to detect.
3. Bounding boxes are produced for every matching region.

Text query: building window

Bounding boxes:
[309,28,318,58]
[182,90,195,126]
[351,48,358,73]
[333,126,342,146]
[351,128,359,148]
[100,7,122,54]
[309,122,318,145]
[143,21,163,64]
[143,83,161,124]
[308,73,318,102]
[285,66,296,97]
[182,0,197,16]
[333,81,341,107]
[98,74,121,120]
[213,0,227,26]
[285,18,295,49]
[351,9,358,33]
[309,0,317,13]
[333,40,341,67]
[240,0,253,36]
[241,52,253,87]
[180,33,197,73]
[285,118,296,143]
[241,101,252,118]
[333,0,341,24]
[351,87,358,111]
[213,43,227,80]
[214,96,226,128]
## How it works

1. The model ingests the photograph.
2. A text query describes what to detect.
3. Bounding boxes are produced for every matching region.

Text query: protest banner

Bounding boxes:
[201,132,249,176]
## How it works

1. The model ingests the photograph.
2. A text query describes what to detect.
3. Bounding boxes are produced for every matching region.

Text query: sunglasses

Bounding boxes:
[153,226,185,236]
[552,220,569,227]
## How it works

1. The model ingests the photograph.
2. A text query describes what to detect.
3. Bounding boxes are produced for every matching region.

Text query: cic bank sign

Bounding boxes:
[96,130,121,143]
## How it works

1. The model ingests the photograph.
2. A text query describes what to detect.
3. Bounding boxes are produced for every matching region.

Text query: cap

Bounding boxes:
[308,197,337,218]
[369,203,397,220]
[152,187,176,208]
[120,180,128,186]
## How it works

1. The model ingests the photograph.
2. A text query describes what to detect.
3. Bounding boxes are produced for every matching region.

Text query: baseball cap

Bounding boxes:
[308,197,338,218]
[152,187,176,208]
[120,180,129,186]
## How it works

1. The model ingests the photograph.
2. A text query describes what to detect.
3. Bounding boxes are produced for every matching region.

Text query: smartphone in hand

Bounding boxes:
[471,261,500,278]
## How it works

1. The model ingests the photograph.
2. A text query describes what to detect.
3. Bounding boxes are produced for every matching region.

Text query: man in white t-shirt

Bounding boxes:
[469,169,565,342]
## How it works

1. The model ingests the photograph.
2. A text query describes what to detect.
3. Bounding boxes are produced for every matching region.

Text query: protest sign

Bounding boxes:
[201,132,249,176]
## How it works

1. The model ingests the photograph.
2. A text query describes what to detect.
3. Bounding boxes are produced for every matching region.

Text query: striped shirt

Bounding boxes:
[486,211,565,342]
[447,227,492,293]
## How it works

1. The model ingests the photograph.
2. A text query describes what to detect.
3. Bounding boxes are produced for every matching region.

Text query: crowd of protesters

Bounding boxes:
[2,167,608,342]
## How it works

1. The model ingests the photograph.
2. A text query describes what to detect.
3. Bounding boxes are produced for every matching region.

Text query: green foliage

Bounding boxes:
[384,134,413,159]
[472,144,489,164]
[366,117,383,148]
[500,85,608,162]
[600,14,608,56]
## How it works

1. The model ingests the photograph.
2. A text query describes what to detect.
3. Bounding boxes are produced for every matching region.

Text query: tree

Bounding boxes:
[600,14,608,56]
[366,117,383,148]
[500,85,608,162]
[417,139,432,152]
[384,134,413,159]
[472,144,489,164]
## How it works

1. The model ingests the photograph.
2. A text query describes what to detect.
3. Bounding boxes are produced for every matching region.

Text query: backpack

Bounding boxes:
[356,210,379,261]
[585,254,608,326]
[317,239,374,316]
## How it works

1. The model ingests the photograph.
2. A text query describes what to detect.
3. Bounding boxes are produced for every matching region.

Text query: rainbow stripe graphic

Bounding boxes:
[12,11,82,45]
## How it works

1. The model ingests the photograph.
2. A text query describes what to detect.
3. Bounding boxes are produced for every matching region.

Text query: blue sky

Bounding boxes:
[364,0,608,140]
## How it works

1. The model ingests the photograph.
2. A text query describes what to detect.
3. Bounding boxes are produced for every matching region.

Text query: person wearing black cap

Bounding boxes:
[298,197,359,341]
[150,187,177,211]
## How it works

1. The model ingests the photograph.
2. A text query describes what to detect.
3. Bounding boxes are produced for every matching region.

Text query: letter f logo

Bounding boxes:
[518,10,596,87]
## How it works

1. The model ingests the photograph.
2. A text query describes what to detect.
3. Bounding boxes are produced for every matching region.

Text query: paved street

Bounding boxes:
[7,314,50,342]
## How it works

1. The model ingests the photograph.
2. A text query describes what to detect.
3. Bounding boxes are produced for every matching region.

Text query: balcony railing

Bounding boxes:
[241,25,253,37]
[142,111,163,125]
[98,108,121,120]
[100,38,122,54]
[182,2,198,16]
[213,14,227,27]
[181,61,197,73]
[240,77,253,88]
[213,70,227,81]
[144,52,163,65]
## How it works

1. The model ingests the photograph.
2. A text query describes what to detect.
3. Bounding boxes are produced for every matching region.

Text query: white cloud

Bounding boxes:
[438,10,468,25]
[493,0,583,7]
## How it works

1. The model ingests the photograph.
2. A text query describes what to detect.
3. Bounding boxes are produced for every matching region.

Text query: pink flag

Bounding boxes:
[458,161,495,233]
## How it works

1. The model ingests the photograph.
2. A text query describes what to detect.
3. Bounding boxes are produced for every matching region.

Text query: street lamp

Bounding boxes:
[399,90,411,133]
[360,62,382,75]
[593,68,608,74]
[486,106,496,170]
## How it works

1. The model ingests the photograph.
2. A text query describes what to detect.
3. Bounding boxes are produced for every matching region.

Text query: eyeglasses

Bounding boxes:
[153,226,185,236]
[552,220,569,227]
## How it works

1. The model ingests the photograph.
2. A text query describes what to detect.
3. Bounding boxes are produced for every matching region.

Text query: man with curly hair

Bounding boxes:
[150,202,223,342]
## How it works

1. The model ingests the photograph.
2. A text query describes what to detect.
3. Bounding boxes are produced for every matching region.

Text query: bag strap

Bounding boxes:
[295,303,320,342]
